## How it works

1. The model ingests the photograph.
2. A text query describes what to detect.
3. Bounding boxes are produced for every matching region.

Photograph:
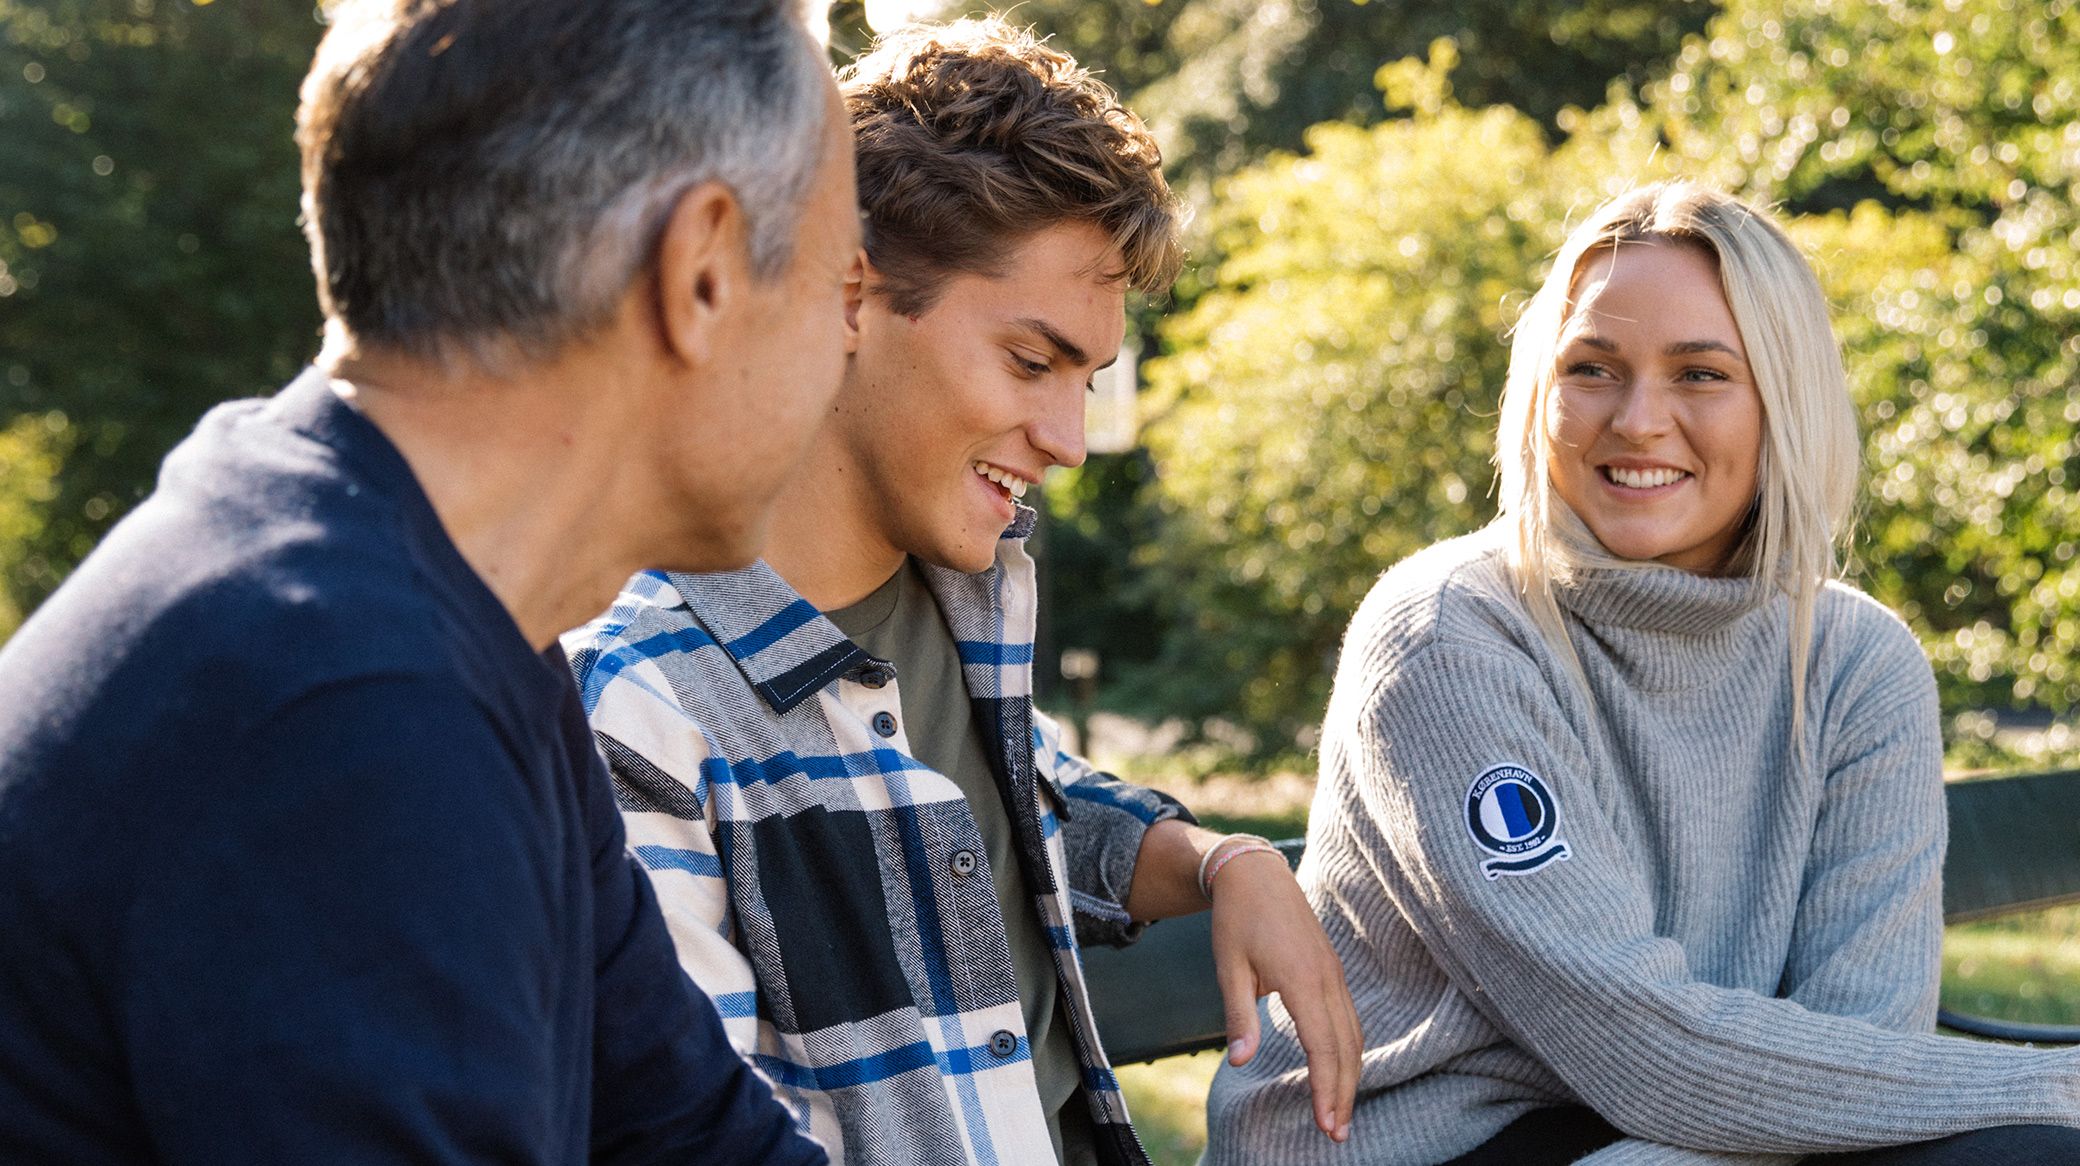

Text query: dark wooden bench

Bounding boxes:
[1085,768,2080,1063]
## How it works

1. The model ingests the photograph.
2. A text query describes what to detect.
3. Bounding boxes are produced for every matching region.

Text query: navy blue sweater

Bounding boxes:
[0,370,822,1164]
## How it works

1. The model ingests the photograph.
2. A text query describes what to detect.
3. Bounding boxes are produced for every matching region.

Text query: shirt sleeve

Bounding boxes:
[1345,637,2080,1154]
[1033,708,1194,947]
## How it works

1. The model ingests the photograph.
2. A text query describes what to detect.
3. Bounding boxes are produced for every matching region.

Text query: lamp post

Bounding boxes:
[1059,648,1101,758]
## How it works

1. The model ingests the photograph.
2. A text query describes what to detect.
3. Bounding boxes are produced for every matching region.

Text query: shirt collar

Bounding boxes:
[663,502,1037,715]
[1004,502,1037,540]
[663,560,867,715]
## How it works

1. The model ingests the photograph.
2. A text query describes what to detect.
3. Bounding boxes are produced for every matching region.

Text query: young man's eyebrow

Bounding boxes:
[1011,316,1100,368]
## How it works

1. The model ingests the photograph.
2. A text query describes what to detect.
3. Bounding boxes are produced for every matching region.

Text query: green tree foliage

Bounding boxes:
[1126,0,1713,189]
[829,0,1187,94]
[0,0,323,626]
[851,0,1714,193]
[0,410,71,633]
[1139,0,2080,747]
[1014,1,1716,721]
[1131,47,1665,746]
[1798,203,2080,711]
[0,0,1720,641]
[1637,0,2080,710]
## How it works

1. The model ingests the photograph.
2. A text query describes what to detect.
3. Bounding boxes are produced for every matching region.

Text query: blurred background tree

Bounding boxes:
[1091,0,2080,753]
[1133,49,1576,744]
[1632,0,2080,714]
[1120,43,1671,749]
[842,0,1713,192]
[5,0,2077,766]
[0,0,323,621]
[847,0,1718,741]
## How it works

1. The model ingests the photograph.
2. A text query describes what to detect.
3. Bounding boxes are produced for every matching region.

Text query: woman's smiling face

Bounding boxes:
[1545,238,1765,575]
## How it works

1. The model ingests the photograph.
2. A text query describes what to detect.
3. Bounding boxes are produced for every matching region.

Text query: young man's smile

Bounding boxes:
[971,459,1038,525]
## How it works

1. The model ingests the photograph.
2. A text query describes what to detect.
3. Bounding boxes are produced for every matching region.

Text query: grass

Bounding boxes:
[1109,769,2080,1166]
[1943,904,2080,1026]
[1118,1052,1223,1165]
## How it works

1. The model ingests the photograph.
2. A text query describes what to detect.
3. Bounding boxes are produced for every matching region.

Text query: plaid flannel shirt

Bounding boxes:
[564,507,1188,1166]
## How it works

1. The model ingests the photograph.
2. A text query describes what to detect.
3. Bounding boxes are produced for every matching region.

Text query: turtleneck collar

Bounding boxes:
[1555,564,1774,636]
[1546,564,1781,694]
[1534,500,1777,637]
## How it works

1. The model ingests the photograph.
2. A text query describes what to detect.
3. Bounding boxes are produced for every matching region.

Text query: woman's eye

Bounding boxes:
[1012,354,1049,377]
[1563,361,1612,379]
[1682,367,1729,383]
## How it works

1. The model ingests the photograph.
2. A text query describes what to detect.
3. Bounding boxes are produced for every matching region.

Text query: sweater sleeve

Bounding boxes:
[119,675,819,1166]
[120,678,569,1164]
[1344,637,2080,1154]
[1774,624,1945,1029]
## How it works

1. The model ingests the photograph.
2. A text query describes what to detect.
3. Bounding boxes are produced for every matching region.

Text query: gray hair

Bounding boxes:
[298,0,829,362]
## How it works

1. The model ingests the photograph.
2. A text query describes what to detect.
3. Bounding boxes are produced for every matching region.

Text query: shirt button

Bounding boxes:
[872,711,898,738]
[857,666,891,689]
[950,849,978,877]
[988,1030,1019,1058]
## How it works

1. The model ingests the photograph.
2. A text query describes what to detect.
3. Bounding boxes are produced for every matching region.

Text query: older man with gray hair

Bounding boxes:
[0,1,849,1161]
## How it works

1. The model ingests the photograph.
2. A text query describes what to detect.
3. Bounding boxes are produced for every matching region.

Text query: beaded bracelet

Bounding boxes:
[1197,832,1282,901]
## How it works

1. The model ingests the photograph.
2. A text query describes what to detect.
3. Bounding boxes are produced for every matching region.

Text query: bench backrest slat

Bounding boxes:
[1942,767,2080,922]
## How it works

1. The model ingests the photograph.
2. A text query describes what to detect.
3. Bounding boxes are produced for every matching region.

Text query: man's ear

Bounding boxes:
[653,180,748,368]
[842,249,869,354]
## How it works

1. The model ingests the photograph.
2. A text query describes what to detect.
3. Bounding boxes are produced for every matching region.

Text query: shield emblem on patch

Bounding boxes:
[1464,763,1571,879]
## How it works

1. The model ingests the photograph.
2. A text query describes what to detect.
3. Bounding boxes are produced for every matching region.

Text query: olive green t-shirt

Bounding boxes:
[829,558,1097,1166]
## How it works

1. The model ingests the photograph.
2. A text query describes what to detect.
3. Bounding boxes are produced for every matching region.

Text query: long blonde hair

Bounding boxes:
[1493,181,1860,734]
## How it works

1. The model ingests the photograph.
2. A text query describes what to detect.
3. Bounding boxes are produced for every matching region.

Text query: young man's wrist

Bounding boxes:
[1198,832,1284,901]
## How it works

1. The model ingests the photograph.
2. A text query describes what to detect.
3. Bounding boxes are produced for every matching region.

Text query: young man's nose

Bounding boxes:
[1030,392,1088,469]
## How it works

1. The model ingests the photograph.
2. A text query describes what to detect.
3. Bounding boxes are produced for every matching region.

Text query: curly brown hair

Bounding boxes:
[840,17,1187,316]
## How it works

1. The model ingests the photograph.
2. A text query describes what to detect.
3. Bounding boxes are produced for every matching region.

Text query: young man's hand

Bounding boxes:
[1123,820,1361,1142]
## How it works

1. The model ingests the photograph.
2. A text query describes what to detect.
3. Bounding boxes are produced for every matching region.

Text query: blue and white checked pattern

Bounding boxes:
[565,508,1185,1166]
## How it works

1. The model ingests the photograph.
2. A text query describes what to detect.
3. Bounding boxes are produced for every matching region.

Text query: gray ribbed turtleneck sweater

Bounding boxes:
[1205,530,2080,1165]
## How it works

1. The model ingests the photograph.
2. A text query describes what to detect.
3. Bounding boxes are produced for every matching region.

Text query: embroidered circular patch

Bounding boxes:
[1464,763,1571,879]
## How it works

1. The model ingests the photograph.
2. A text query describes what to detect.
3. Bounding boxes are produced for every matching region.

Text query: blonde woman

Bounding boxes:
[1204,182,2080,1165]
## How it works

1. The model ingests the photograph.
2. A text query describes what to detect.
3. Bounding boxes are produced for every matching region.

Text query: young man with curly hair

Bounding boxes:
[566,19,1357,1165]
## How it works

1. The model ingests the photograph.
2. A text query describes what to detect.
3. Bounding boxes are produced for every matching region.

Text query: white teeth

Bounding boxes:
[972,461,1029,500]
[1606,466,1687,489]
